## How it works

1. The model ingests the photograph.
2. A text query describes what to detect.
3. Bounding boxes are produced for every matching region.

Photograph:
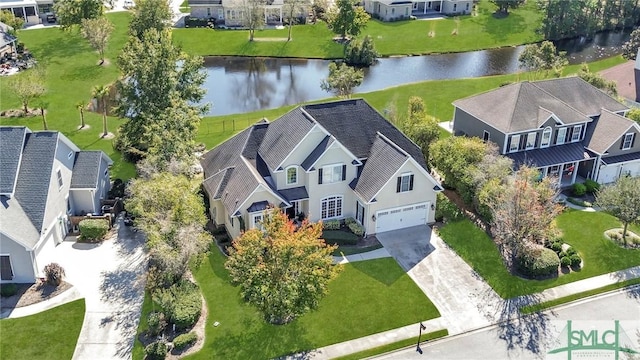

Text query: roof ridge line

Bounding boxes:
[376,132,409,157]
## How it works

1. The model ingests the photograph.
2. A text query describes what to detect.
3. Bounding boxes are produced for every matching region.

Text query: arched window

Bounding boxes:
[541,127,552,147]
[286,166,297,185]
[321,195,343,219]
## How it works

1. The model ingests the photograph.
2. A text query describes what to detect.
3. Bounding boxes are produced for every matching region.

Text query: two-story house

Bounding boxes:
[0,126,112,283]
[201,99,442,238]
[452,77,640,186]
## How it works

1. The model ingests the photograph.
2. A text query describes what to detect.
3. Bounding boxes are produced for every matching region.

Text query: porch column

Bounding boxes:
[571,161,578,184]
[264,8,267,23]
[439,0,443,12]
[279,7,282,23]
[22,7,27,21]
[423,0,427,14]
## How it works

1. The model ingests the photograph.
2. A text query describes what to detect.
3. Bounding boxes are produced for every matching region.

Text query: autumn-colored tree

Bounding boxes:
[226,208,341,324]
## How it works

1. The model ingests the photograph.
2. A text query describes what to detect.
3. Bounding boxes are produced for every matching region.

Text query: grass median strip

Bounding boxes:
[333,329,449,360]
[519,278,640,315]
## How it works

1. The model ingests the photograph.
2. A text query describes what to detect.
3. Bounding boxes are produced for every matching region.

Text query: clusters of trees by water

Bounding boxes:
[539,0,640,40]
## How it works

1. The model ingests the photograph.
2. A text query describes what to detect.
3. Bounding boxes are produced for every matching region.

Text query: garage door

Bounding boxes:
[375,203,429,233]
[598,165,620,184]
[622,161,640,177]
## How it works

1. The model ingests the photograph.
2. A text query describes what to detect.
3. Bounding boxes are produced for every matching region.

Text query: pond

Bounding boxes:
[202,30,631,116]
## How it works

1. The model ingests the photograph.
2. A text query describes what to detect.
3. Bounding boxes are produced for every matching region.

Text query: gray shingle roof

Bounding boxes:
[220,162,260,216]
[242,122,269,160]
[353,135,408,202]
[453,81,591,133]
[301,135,333,171]
[584,109,636,154]
[14,131,59,233]
[278,186,309,201]
[246,201,269,213]
[258,107,315,171]
[601,151,640,165]
[303,99,428,170]
[0,22,17,50]
[0,127,28,195]
[505,142,593,169]
[70,151,102,189]
[200,126,253,176]
[534,77,628,116]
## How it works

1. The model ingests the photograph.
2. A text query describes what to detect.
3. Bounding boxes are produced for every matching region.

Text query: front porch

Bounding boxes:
[411,0,443,14]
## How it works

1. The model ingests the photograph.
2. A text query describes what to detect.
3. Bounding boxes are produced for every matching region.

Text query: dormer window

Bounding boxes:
[509,135,520,152]
[622,133,635,150]
[571,125,582,142]
[526,132,536,150]
[556,127,567,145]
[541,127,552,148]
[286,166,297,185]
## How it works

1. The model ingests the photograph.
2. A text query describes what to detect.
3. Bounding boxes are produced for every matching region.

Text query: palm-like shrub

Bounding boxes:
[44,263,66,286]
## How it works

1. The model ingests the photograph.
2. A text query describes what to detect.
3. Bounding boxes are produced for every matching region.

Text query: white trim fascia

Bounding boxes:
[0,230,34,252]
[232,183,291,217]
[274,124,320,172]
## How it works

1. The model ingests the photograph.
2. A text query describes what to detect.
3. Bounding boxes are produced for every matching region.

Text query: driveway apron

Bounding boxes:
[375,225,503,334]
[52,216,147,360]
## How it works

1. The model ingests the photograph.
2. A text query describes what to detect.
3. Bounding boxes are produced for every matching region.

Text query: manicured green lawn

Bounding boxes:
[438,210,640,299]
[0,299,85,360]
[133,248,440,359]
[334,329,449,360]
[0,12,136,180]
[173,0,543,58]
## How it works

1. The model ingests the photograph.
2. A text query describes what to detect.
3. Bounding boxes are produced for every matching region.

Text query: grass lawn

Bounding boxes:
[438,210,640,299]
[0,299,85,360]
[173,0,543,58]
[0,12,136,180]
[133,248,440,359]
[334,329,449,360]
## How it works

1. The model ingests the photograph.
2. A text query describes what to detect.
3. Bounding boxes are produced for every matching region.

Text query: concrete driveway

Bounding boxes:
[376,225,503,334]
[52,215,147,360]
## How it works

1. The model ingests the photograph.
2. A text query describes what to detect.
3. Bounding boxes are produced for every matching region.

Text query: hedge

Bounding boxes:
[144,341,167,360]
[517,245,559,278]
[0,283,17,297]
[322,219,341,230]
[78,219,109,242]
[173,332,198,350]
[322,230,358,245]
[347,222,365,236]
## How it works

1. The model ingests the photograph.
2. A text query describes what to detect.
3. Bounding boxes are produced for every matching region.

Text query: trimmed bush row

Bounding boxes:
[173,332,198,350]
[78,219,109,242]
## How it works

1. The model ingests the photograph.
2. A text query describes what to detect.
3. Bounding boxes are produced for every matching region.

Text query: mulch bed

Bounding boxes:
[1,281,72,310]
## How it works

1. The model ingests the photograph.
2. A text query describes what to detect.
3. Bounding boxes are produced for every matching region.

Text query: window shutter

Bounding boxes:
[535,132,540,147]
[632,133,636,148]
[396,177,401,193]
[342,164,347,181]
[519,135,526,150]
[318,168,323,184]
[506,137,511,151]
[409,174,414,191]
[567,127,573,142]
[0,256,12,280]
[620,137,625,150]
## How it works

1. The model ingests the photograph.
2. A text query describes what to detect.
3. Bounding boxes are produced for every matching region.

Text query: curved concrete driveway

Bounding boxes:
[375,225,503,334]
[53,216,147,360]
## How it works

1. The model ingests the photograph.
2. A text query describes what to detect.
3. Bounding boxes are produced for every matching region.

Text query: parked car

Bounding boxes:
[45,13,56,23]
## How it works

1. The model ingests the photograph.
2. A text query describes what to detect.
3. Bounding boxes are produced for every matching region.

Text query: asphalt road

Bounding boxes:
[372,286,640,360]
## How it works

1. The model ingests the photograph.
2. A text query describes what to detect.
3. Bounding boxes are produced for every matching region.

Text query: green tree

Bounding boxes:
[577,63,617,96]
[320,62,364,98]
[129,0,172,40]
[92,84,110,137]
[116,28,207,161]
[283,0,307,41]
[471,144,513,220]
[53,0,103,30]
[406,120,440,168]
[518,40,568,77]
[8,66,46,114]
[225,208,340,324]
[126,173,211,288]
[596,176,640,242]
[241,0,265,42]
[80,17,114,65]
[344,35,379,66]
[627,108,640,125]
[326,0,370,40]
[489,166,562,265]
[490,0,524,14]
[0,10,24,33]
[76,101,87,129]
[623,28,640,61]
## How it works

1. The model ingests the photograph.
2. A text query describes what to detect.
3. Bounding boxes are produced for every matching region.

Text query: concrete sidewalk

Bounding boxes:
[332,248,391,264]
[0,286,83,319]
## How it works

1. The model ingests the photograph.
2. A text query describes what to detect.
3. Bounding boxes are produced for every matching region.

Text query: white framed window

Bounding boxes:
[286,166,298,185]
[67,151,73,159]
[412,2,417,10]
[318,164,345,184]
[509,135,520,152]
[549,165,560,177]
[356,201,365,225]
[622,133,635,150]
[321,195,343,219]
[396,173,414,193]
[571,125,582,142]
[218,8,224,19]
[0,255,14,281]
[56,169,63,189]
[526,132,536,150]
[541,127,552,147]
[483,130,490,142]
[251,213,263,230]
[207,7,211,16]
[556,127,567,145]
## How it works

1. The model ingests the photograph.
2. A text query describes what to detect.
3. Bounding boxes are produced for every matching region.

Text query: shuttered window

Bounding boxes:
[0,256,13,281]
[396,173,414,193]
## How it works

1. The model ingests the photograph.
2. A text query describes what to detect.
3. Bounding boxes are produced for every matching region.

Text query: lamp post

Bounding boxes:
[416,322,426,354]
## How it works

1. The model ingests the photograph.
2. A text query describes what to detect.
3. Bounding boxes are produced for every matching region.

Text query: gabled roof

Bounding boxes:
[534,77,628,116]
[301,135,334,171]
[258,107,316,171]
[0,126,28,195]
[70,151,108,189]
[13,131,59,234]
[585,109,639,154]
[303,99,428,170]
[453,81,591,133]
[505,142,593,169]
[352,134,409,202]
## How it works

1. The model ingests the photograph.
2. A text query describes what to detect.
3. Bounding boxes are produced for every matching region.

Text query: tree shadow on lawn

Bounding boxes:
[478,11,527,43]
[348,259,404,286]
[201,316,314,360]
[61,63,104,82]
[36,35,89,64]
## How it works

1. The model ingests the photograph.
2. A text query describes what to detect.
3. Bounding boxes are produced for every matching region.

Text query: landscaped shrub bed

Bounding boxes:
[173,332,198,350]
[145,341,167,360]
[322,219,341,230]
[434,192,464,223]
[545,237,583,269]
[78,219,109,242]
[153,280,202,331]
[605,228,640,248]
[322,229,359,245]
[516,244,559,278]
[0,283,17,297]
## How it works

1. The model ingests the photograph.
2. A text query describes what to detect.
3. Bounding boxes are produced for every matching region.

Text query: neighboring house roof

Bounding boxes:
[303,99,428,170]
[505,142,593,169]
[351,134,409,202]
[0,21,17,50]
[601,151,640,165]
[70,151,112,189]
[584,109,638,154]
[258,107,316,172]
[453,77,629,134]
[0,126,28,195]
[599,60,640,103]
